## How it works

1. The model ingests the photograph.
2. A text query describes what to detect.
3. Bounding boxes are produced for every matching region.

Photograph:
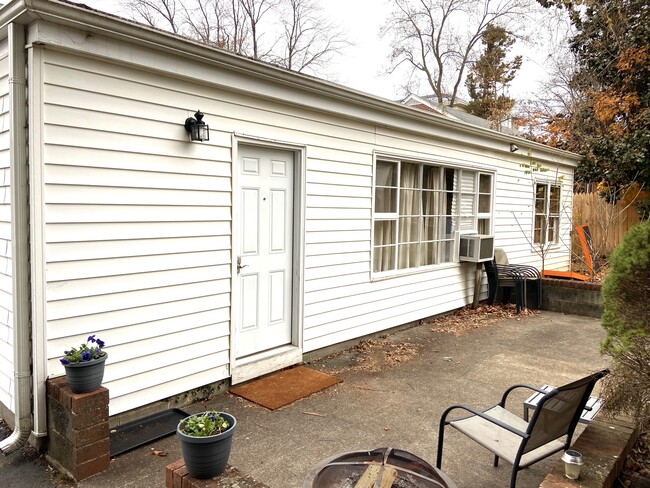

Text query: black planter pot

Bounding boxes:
[177,412,236,479]
[63,353,107,394]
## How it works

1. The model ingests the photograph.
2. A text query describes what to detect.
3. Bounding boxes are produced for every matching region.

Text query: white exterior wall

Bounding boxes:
[27,18,577,416]
[39,51,233,415]
[0,38,13,414]
[493,162,574,270]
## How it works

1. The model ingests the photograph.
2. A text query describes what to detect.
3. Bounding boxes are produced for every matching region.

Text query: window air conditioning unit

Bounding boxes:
[459,234,495,263]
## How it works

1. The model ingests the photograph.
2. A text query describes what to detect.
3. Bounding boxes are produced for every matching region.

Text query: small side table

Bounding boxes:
[523,385,603,423]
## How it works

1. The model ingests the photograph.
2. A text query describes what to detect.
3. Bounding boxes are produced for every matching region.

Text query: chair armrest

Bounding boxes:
[439,404,529,439]
[501,384,549,408]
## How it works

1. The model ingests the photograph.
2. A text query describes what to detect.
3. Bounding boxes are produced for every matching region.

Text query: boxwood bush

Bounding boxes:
[600,220,650,428]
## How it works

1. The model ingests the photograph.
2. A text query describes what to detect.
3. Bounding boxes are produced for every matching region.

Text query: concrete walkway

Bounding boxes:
[2,310,609,487]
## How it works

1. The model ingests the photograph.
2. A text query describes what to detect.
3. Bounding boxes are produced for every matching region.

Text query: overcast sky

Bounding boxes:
[78,0,549,102]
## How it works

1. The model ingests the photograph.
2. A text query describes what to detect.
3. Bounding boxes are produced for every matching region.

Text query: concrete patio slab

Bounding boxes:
[2,310,610,487]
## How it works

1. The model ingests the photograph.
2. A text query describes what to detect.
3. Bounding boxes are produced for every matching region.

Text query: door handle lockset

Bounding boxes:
[236,257,249,273]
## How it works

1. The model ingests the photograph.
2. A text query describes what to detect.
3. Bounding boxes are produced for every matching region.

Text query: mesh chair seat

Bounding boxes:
[449,406,566,466]
[436,369,609,488]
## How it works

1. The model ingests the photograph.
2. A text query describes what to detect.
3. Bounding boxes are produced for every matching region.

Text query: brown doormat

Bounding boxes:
[230,365,342,410]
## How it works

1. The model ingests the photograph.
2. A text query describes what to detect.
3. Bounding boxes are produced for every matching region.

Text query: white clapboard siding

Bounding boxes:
[44,145,232,177]
[47,295,230,341]
[103,348,230,398]
[305,280,461,331]
[305,252,370,269]
[46,222,231,243]
[46,236,230,261]
[48,310,228,357]
[305,268,463,316]
[40,49,242,415]
[47,250,231,281]
[47,280,231,321]
[0,37,12,414]
[305,220,371,233]
[308,158,373,177]
[304,267,466,318]
[47,265,230,301]
[305,283,469,342]
[305,230,370,244]
[306,294,471,352]
[45,164,231,192]
[107,366,230,416]
[306,207,371,220]
[45,204,228,223]
[29,26,576,418]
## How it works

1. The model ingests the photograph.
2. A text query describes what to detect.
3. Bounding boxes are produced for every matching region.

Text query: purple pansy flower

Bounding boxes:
[61,334,106,364]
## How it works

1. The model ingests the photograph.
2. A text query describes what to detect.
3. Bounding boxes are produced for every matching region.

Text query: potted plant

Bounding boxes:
[59,335,107,394]
[177,410,236,479]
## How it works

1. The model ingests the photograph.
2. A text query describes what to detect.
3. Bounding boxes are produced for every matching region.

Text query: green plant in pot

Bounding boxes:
[177,411,236,479]
[59,335,108,394]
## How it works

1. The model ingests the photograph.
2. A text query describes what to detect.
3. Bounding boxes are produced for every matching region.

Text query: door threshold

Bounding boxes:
[232,345,302,385]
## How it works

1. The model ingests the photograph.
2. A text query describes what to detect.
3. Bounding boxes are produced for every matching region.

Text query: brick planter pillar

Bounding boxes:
[46,376,110,481]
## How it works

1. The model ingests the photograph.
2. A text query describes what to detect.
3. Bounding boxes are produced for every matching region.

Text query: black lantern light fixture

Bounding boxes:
[184,110,210,142]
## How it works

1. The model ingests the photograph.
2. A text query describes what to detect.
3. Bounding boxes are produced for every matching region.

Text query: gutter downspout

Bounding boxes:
[0,21,33,456]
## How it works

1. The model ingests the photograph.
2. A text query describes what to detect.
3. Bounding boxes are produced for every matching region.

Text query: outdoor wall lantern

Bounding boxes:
[510,143,519,152]
[184,110,210,142]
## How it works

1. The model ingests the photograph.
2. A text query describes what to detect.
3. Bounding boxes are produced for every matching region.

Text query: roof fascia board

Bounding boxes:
[7,0,582,166]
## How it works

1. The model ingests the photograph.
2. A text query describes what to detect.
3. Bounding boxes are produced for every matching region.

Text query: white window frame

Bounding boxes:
[533,181,561,246]
[371,155,494,277]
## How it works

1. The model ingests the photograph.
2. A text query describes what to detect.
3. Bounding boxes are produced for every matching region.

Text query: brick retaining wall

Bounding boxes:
[541,278,603,318]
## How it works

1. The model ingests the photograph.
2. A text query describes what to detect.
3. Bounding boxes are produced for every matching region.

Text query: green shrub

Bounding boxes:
[600,221,650,428]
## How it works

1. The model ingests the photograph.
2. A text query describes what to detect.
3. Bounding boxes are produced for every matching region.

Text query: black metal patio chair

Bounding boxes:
[436,369,609,488]
[484,248,542,312]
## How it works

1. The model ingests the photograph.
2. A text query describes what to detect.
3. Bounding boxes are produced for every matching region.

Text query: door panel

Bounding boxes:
[236,146,294,358]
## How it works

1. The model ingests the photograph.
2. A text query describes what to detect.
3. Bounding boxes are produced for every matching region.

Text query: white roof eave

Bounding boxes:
[2,0,583,166]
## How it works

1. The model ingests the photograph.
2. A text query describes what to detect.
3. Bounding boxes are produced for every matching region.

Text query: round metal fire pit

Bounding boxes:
[303,447,457,488]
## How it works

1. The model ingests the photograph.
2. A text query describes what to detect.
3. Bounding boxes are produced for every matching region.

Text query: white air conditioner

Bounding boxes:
[459,234,495,262]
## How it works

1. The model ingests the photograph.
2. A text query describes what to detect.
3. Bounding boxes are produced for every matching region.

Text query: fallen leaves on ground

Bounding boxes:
[318,303,536,374]
[423,303,537,336]
[618,430,650,486]
[353,339,418,364]
[346,338,420,373]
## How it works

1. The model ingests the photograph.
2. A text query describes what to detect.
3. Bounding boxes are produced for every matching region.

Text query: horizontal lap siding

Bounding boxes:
[493,163,574,269]
[42,52,234,415]
[39,37,574,415]
[0,39,11,413]
[303,126,492,353]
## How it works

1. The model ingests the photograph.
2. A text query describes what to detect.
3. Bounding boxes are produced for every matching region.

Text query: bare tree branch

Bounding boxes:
[383,0,530,106]
[124,0,181,33]
[121,0,349,77]
[273,0,349,74]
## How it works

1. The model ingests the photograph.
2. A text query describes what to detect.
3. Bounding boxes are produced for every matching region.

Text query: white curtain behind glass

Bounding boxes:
[398,163,420,269]
[422,167,441,265]
[374,162,397,272]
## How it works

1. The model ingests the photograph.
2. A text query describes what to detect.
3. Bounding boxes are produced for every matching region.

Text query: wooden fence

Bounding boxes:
[572,192,641,255]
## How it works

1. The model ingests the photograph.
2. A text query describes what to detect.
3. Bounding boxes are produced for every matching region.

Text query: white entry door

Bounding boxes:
[235,146,294,358]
